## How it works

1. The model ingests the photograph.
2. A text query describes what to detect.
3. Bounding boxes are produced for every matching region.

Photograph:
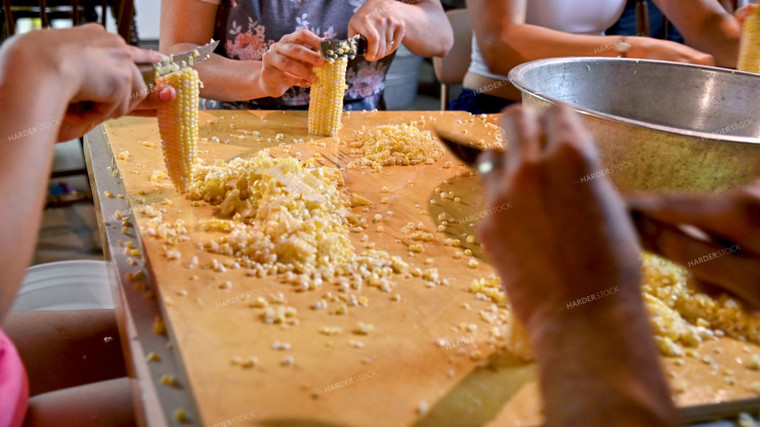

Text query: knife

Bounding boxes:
[319,35,367,61]
[137,39,219,88]
[432,127,739,254]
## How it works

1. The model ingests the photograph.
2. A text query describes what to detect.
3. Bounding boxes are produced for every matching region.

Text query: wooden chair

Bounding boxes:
[0,0,137,201]
[432,9,472,111]
[636,0,650,36]
[1,0,137,45]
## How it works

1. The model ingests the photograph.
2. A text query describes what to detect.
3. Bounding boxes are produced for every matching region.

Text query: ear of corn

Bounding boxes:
[738,7,760,73]
[308,57,348,137]
[156,67,200,193]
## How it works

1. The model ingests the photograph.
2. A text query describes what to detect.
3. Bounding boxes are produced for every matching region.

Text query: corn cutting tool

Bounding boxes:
[319,35,368,61]
[137,39,219,89]
[433,128,739,254]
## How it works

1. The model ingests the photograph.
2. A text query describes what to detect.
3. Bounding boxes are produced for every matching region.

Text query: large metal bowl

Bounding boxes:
[509,57,760,192]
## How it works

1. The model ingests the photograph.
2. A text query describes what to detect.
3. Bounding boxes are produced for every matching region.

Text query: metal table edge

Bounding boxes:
[84,124,202,427]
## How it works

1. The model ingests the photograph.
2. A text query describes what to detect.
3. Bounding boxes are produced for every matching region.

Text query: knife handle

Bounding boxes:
[136,63,157,89]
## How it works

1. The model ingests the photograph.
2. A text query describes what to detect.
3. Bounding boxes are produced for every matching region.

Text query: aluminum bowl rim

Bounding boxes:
[508,57,760,146]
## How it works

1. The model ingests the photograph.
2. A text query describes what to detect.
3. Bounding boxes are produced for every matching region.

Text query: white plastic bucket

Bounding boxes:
[11,260,114,311]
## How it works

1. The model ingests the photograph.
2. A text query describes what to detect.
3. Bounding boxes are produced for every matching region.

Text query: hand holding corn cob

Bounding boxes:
[627,180,760,309]
[348,0,407,61]
[260,29,326,98]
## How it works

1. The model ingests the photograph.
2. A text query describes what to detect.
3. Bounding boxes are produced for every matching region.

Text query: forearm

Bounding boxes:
[163,42,269,101]
[654,0,740,68]
[683,13,739,68]
[531,298,679,426]
[0,43,71,320]
[481,24,627,77]
[397,1,453,57]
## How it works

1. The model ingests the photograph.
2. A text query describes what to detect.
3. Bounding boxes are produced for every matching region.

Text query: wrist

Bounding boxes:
[626,36,651,60]
[615,36,632,58]
[528,293,650,362]
[530,294,680,426]
[252,65,280,99]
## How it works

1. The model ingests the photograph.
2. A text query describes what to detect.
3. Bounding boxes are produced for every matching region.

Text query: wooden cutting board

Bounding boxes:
[102,111,760,426]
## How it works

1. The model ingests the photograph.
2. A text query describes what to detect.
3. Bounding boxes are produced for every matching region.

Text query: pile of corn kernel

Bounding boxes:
[468,253,760,359]
[346,123,443,171]
[168,151,409,290]
[642,252,760,356]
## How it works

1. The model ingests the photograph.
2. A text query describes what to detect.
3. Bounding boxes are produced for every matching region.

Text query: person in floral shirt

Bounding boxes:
[160,0,453,110]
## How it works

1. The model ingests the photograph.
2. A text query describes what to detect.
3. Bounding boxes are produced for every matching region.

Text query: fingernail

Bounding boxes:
[159,87,173,102]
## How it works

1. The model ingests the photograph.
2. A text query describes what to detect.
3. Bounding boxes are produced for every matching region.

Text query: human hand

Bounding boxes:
[734,4,759,27]
[7,24,174,140]
[628,36,715,66]
[477,104,642,332]
[349,0,406,61]
[60,73,178,140]
[259,29,326,97]
[627,181,760,309]
[18,25,164,140]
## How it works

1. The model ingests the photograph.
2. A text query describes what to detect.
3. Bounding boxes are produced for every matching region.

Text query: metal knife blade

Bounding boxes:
[434,127,494,167]
[319,35,367,61]
[138,39,219,88]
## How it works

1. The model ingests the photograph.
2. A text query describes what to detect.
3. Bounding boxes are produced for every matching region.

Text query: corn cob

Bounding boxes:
[308,57,348,136]
[156,67,200,192]
[738,6,760,73]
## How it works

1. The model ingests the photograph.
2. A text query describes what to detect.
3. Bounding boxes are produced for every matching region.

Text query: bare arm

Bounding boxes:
[160,0,325,100]
[160,0,267,101]
[655,0,741,68]
[349,0,453,61]
[0,26,161,321]
[466,0,714,79]
[535,301,678,426]
[478,105,680,426]
[393,0,452,57]
[0,41,70,320]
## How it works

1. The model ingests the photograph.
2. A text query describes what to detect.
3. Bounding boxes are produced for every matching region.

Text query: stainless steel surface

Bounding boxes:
[84,126,201,427]
[434,127,486,167]
[319,34,367,60]
[139,40,219,88]
[509,57,760,191]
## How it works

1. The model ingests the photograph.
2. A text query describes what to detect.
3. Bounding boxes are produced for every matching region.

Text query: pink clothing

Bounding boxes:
[0,328,27,427]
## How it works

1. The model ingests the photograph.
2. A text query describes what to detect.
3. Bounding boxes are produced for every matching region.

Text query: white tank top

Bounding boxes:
[469,0,626,81]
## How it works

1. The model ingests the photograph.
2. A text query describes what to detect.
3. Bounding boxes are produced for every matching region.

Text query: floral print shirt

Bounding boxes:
[204,0,397,111]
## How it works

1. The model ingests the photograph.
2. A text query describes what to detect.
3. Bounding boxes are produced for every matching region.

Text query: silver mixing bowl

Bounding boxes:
[509,57,760,192]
